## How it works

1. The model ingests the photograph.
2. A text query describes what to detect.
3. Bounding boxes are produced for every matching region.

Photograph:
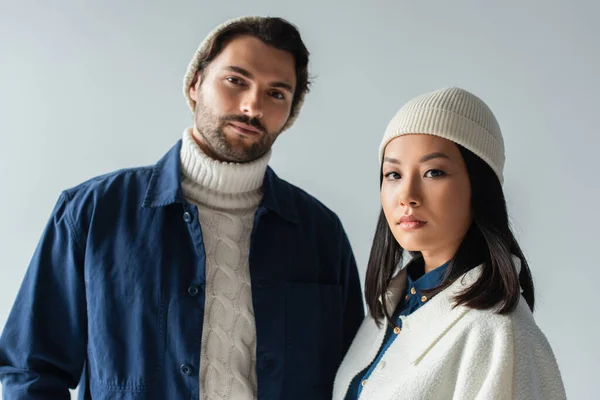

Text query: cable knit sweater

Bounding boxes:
[333,257,567,400]
[180,129,270,400]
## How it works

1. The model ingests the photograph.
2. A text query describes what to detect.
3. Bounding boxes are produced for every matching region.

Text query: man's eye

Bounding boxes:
[226,77,245,85]
[269,91,285,100]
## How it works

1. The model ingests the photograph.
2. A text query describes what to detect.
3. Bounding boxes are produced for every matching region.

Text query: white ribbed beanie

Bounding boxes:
[379,87,505,183]
[183,16,306,133]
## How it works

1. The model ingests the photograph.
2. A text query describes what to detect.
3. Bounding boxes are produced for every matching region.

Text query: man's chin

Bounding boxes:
[220,143,266,163]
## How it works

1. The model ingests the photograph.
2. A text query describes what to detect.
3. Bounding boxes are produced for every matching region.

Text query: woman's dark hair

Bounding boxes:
[191,17,311,124]
[365,144,535,327]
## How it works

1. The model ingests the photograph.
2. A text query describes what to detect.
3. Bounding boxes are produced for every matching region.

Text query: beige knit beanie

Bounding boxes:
[183,16,306,132]
[379,87,505,183]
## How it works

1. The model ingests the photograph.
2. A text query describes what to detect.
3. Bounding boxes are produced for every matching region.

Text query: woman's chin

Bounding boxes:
[393,233,427,252]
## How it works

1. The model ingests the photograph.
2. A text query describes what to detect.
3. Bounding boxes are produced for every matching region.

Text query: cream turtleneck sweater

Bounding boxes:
[180,129,270,400]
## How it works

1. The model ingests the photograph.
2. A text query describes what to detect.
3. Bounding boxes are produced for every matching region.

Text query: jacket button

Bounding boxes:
[259,354,274,369]
[188,285,199,296]
[180,364,192,376]
[183,212,192,223]
[256,280,269,289]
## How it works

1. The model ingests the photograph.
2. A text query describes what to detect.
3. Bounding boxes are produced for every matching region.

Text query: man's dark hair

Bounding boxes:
[192,17,311,125]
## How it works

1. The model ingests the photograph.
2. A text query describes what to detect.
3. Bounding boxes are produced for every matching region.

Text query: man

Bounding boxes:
[0,16,364,400]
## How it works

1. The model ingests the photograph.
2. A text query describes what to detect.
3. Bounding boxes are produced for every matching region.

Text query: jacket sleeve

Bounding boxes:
[451,305,567,400]
[510,305,567,400]
[0,192,87,399]
[337,222,365,359]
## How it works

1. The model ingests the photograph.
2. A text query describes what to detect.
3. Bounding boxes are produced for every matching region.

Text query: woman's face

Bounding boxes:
[381,134,473,267]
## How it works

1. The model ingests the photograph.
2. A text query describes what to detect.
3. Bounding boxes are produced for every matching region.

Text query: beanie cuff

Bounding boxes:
[379,107,505,183]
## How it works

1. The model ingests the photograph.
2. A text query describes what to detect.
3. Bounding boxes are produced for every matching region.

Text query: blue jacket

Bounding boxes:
[0,140,364,400]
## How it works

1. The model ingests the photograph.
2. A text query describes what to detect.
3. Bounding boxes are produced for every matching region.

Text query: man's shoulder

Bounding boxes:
[62,165,155,206]
[273,174,342,226]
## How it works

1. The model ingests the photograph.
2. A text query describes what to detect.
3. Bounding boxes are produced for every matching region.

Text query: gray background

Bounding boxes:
[1,0,598,398]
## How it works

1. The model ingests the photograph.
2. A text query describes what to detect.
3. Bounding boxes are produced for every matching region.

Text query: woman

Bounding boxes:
[333,87,566,399]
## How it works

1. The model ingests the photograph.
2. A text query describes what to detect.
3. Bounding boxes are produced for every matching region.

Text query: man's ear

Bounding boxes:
[189,71,202,102]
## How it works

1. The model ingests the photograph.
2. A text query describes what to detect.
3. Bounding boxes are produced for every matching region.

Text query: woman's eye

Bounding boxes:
[384,172,401,180]
[425,169,446,178]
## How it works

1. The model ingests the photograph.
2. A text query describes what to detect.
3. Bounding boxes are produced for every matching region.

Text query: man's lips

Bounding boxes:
[228,122,261,135]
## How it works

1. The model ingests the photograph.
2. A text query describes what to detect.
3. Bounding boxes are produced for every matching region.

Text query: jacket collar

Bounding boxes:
[381,255,522,364]
[142,140,299,224]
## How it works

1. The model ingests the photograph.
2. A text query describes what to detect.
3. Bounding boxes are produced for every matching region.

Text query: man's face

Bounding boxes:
[188,35,296,163]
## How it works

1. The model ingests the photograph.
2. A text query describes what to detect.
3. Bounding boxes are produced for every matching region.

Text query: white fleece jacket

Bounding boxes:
[333,260,566,400]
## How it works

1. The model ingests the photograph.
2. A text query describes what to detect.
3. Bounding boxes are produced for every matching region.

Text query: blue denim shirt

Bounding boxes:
[0,140,365,400]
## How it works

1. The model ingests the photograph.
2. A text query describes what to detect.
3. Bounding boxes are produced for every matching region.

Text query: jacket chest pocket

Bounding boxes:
[85,262,167,392]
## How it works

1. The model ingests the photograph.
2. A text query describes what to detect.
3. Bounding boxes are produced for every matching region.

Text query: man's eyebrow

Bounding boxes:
[225,65,253,78]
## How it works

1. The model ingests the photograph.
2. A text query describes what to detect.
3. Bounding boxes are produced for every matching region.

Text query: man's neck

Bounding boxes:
[179,129,271,211]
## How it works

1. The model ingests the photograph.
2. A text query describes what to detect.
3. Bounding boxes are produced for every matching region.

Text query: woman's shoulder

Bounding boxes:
[462,296,548,343]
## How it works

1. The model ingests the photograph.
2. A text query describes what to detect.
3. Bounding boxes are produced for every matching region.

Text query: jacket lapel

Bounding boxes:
[379,256,522,364]
[402,266,482,364]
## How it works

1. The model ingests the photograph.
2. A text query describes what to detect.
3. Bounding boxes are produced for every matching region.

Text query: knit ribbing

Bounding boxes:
[180,129,270,211]
[379,87,505,183]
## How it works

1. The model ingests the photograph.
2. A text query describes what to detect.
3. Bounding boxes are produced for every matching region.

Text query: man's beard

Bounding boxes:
[194,94,277,163]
